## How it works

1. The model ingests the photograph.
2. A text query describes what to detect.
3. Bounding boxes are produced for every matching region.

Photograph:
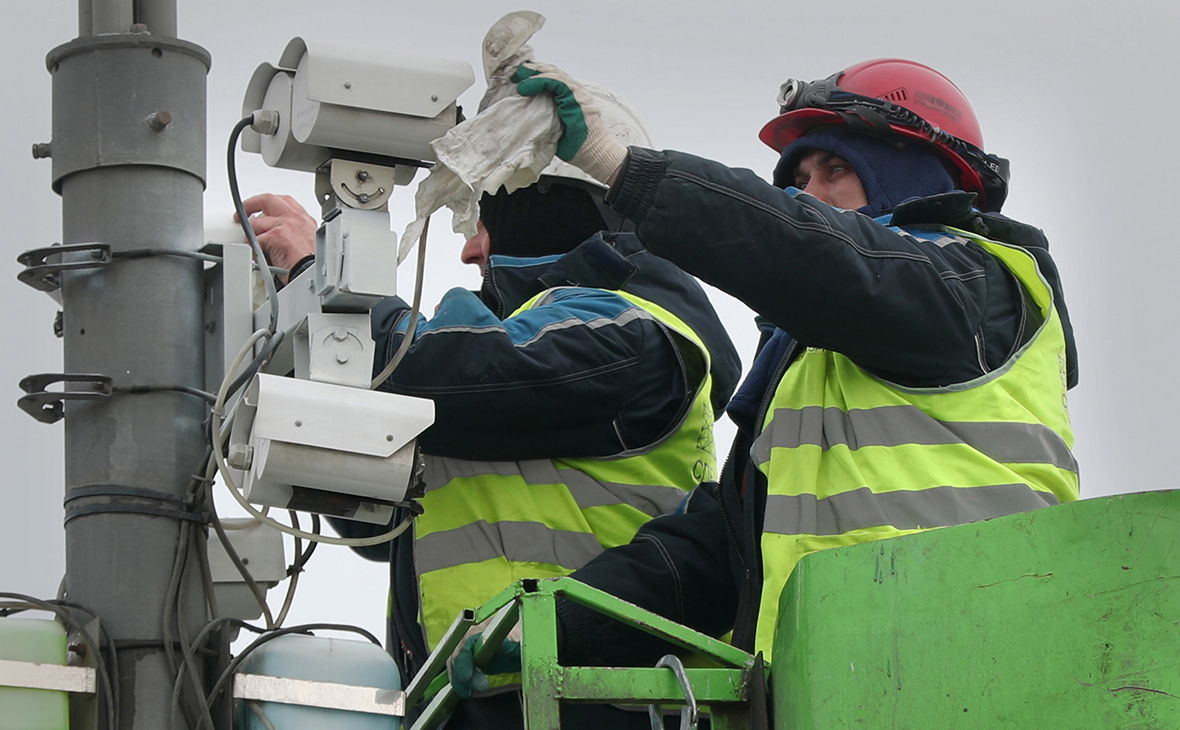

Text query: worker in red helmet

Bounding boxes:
[451,58,1081,692]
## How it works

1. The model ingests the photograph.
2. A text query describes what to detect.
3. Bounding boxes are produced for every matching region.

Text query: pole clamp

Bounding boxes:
[18,373,112,424]
[17,243,111,292]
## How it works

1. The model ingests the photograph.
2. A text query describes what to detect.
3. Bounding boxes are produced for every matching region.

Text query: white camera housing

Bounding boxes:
[227,373,436,524]
[241,37,475,171]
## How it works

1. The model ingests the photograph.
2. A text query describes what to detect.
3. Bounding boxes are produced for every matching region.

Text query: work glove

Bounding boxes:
[447,624,523,698]
[513,63,628,184]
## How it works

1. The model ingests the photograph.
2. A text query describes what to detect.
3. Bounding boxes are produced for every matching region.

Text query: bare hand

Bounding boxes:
[235,194,317,283]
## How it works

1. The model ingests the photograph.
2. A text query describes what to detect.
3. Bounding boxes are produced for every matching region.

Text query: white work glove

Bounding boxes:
[514,62,628,184]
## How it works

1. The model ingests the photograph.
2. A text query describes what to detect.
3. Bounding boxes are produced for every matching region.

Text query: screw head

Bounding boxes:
[386,434,394,441]
[294,420,303,427]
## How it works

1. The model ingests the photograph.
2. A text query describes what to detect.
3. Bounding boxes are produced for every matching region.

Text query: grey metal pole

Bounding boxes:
[45,1,212,725]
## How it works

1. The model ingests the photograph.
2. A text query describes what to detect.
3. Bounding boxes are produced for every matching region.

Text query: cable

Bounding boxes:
[0,594,117,730]
[177,592,218,730]
[248,701,280,730]
[228,116,280,334]
[206,623,383,709]
[169,616,271,726]
[371,215,430,389]
[223,329,286,406]
[194,500,221,620]
[272,511,320,628]
[207,487,276,630]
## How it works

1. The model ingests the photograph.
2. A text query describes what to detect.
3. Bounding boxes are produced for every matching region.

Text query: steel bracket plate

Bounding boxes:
[17,243,111,292]
[18,373,113,423]
[0,658,96,694]
[233,673,405,717]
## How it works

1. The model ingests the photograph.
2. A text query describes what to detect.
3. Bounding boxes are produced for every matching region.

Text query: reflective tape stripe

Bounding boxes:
[423,458,686,516]
[752,405,1077,473]
[422,458,529,491]
[559,469,687,516]
[763,483,1060,536]
[509,308,653,348]
[414,520,604,574]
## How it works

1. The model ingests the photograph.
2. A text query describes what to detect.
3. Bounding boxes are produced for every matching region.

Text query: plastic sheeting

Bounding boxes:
[398,11,561,260]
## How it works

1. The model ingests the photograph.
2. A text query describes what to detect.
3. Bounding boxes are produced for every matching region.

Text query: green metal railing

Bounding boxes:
[406,577,767,729]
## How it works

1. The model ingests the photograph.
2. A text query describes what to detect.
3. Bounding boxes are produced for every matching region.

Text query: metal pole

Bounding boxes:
[46,0,212,725]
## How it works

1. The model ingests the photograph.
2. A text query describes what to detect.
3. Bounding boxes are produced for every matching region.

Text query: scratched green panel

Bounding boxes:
[772,491,1180,729]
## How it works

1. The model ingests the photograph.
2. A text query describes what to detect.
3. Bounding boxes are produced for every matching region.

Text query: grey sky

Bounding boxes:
[3,0,1176,641]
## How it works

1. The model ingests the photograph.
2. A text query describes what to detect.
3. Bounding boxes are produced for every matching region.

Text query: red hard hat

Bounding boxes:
[759,59,1009,211]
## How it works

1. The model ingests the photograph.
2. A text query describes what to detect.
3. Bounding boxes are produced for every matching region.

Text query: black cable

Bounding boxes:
[116,384,218,404]
[205,485,276,630]
[0,594,117,730]
[224,329,286,404]
[206,623,383,708]
[177,589,218,730]
[171,617,269,729]
[228,115,279,334]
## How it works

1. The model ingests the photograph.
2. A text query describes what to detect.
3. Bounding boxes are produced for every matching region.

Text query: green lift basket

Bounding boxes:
[405,490,1179,729]
[773,489,1180,728]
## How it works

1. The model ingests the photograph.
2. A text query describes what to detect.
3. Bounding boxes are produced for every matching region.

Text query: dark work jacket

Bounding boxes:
[330,231,741,684]
[556,148,1079,666]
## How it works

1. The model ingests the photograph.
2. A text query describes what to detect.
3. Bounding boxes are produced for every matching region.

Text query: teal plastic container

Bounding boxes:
[0,618,68,730]
[238,634,401,730]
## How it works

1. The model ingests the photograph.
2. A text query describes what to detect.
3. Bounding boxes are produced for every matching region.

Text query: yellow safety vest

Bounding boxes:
[413,288,718,659]
[753,231,1078,658]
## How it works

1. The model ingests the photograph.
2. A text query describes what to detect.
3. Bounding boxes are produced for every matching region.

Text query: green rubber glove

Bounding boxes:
[448,632,523,699]
[514,62,628,183]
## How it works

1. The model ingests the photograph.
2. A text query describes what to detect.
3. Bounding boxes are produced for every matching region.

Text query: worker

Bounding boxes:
[242,81,741,729]
[453,58,1079,686]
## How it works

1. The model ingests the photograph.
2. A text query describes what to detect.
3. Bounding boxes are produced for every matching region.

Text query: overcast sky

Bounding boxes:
[3,1,1177,642]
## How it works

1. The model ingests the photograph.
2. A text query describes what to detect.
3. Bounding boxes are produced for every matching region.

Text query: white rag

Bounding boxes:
[398,11,562,261]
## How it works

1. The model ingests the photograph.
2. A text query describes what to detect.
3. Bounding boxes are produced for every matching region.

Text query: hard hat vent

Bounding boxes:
[880,87,908,103]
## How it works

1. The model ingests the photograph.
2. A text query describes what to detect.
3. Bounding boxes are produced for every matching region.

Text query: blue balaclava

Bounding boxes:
[774,128,956,217]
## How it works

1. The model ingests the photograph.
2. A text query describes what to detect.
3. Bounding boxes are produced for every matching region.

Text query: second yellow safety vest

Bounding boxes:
[753,231,1078,658]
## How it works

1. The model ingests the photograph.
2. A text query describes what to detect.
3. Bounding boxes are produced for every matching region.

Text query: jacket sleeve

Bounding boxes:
[556,483,742,667]
[609,148,1029,387]
[369,285,690,461]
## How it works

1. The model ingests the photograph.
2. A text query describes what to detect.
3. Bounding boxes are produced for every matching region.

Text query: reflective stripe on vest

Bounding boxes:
[413,288,718,658]
[752,231,1078,659]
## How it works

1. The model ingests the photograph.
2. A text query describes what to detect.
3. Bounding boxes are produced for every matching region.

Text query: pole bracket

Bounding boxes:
[17,243,111,292]
[18,373,113,424]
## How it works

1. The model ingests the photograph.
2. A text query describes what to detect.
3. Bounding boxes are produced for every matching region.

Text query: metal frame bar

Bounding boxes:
[405,578,765,730]
[233,673,405,716]
[0,658,96,694]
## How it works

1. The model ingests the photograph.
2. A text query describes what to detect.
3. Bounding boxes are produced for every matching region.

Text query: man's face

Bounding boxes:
[793,149,869,210]
[461,220,492,274]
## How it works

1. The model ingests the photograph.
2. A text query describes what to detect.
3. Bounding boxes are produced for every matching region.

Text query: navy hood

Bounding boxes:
[775,129,956,217]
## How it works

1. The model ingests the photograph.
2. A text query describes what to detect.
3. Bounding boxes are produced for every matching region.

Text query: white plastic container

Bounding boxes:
[0,618,68,730]
[238,634,400,730]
